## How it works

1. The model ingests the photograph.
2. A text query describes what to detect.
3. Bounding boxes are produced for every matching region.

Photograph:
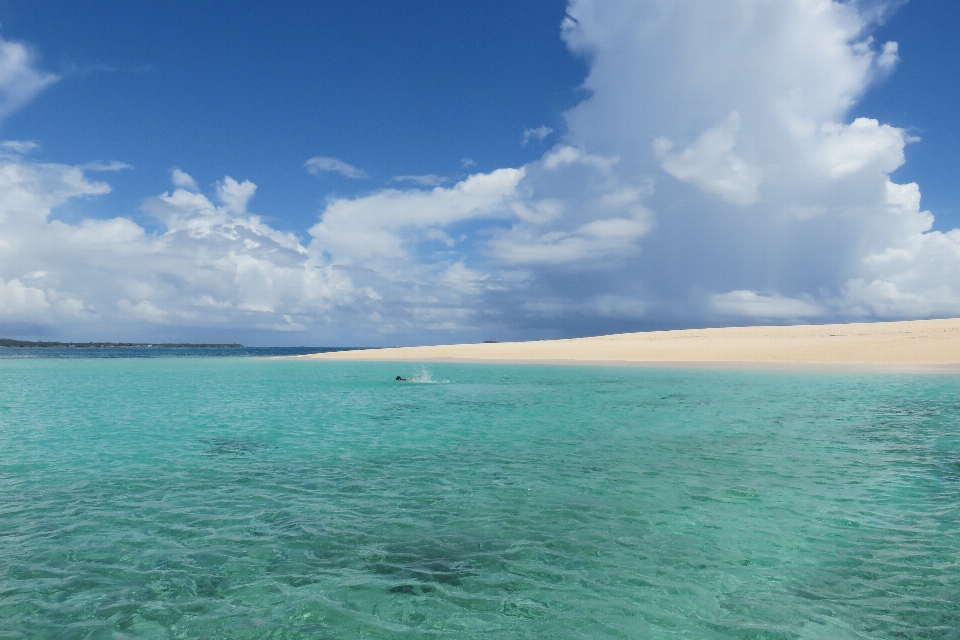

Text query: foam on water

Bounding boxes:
[405,363,448,384]
[1,358,958,638]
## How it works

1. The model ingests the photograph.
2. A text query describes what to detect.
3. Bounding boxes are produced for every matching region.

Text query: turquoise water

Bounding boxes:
[1,359,958,639]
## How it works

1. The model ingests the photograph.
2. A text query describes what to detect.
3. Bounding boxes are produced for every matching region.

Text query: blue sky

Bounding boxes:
[853,0,960,229]
[1,1,959,346]
[1,1,585,232]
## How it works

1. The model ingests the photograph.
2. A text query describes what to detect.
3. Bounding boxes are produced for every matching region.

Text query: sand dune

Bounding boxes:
[297,318,960,366]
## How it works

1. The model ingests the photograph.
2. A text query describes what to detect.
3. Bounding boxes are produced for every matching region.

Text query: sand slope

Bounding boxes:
[297,318,960,365]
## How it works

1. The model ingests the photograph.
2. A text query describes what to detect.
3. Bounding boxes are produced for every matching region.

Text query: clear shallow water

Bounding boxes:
[0,359,958,639]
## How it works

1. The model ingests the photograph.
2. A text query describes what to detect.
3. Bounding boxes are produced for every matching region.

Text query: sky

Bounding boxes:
[0,0,959,346]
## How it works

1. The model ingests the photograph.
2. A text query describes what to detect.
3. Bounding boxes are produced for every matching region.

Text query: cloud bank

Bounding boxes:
[3,2,960,344]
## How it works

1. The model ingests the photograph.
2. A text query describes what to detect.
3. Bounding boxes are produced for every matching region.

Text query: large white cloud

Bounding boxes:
[486,146,653,266]
[542,0,956,329]
[0,154,532,342]
[308,168,524,262]
[3,1,960,344]
[0,160,360,339]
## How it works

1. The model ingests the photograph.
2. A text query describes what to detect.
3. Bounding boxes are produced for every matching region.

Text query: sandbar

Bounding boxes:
[295,318,960,368]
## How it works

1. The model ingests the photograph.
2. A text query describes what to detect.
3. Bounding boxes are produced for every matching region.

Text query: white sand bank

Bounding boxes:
[295,318,960,366]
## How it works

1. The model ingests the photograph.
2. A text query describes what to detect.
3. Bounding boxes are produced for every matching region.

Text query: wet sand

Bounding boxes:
[295,318,960,367]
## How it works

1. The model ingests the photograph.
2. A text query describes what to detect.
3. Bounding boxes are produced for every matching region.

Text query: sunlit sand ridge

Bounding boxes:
[298,318,960,365]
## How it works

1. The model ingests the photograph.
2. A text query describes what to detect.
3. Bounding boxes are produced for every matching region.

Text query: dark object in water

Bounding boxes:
[483,340,499,343]
[396,376,407,381]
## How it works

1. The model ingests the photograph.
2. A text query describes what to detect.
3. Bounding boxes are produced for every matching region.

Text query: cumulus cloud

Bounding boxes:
[527,0,956,329]
[521,125,554,146]
[0,278,50,321]
[304,156,369,180]
[840,181,960,318]
[0,156,531,342]
[486,146,651,266]
[0,157,360,340]
[309,169,524,262]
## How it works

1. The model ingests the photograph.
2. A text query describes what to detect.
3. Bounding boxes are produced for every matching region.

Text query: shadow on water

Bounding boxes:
[364,540,480,592]
[199,436,273,457]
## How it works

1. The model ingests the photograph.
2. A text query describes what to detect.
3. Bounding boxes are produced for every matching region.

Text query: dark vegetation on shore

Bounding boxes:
[0,339,243,348]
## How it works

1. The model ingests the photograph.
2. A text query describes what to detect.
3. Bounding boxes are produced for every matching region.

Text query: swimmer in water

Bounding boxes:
[396,375,407,381]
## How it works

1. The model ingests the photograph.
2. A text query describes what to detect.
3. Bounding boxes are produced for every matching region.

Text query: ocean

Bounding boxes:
[1,355,958,638]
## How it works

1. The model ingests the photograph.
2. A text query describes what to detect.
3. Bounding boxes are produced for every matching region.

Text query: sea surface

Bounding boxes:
[1,357,958,639]
[0,346,343,359]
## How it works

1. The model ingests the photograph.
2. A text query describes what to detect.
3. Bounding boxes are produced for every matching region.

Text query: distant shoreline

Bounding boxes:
[292,318,960,366]
[0,339,243,348]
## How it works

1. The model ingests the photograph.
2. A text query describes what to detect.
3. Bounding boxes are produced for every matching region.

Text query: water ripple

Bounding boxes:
[1,359,958,638]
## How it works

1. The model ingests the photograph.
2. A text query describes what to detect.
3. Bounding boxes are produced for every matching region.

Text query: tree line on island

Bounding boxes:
[0,339,242,348]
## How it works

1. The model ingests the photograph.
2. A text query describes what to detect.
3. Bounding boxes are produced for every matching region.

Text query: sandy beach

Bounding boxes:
[297,318,960,366]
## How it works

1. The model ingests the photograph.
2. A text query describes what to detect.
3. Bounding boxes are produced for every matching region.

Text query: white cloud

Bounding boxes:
[542,145,618,171]
[1,140,40,154]
[711,290,824,319]
[216,176,257,214]
[489,214,650,265]
[390,174,450,187]
[171,167,199,191]
[813,117,908,178]
[0,159,111,224]
[841,181,960,318]
[80,160,133,172]
[0,37,58,121]
[308,169,524,262]
[521,125,554,146]
[0,158,537,341]
[483,143,651,269]
[0,278,49,320]
[531,0,959,328]
[654,112,762,206]
[0,156,361,339]
[461,158,476,168]
[877,41,899,71]
[304,156,369,180]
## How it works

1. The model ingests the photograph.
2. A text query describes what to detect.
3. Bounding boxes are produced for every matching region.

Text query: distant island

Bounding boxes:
[0,339,243,348]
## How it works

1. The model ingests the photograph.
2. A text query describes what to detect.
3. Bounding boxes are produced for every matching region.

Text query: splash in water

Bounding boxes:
[406,364,447,383]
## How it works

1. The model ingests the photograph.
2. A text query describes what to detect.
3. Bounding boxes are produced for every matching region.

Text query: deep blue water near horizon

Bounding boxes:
[1,358,958,639]
[0,346,348,359]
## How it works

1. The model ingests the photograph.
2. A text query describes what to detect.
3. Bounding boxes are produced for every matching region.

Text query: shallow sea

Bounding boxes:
[1,356,958,638]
